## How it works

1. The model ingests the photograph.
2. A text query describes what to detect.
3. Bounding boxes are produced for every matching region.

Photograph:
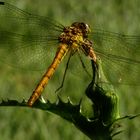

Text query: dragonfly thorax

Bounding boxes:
[58,22,91,48]
[58,22,96,61]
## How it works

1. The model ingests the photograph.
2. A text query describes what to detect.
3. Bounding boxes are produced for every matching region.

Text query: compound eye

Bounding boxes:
[80,23,90,33]
[80,22,86,29]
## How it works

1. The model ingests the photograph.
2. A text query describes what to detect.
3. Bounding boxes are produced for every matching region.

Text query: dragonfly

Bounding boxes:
[0,2,140,106]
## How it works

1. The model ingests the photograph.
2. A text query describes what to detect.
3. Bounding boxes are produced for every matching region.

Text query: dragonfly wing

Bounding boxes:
[0,2,63,70]
[89,30,140,85]
[0,31,59,70]
[0,2,63,38]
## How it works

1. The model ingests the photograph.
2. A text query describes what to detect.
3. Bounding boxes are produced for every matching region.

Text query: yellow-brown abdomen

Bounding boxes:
[27,44,69,106]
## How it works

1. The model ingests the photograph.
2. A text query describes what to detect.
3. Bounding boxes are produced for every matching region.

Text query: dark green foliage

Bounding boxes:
[1,60,139,140]
[0,86,139,140]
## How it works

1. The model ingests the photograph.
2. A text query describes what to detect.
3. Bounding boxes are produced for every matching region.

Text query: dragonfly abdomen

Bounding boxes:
[27,44,69,106]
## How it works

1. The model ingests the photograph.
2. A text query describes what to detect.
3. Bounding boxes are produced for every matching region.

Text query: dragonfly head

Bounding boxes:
[71,22,91,38]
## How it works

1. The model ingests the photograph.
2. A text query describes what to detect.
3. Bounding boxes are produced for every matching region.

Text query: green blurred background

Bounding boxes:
[0,0,140,139]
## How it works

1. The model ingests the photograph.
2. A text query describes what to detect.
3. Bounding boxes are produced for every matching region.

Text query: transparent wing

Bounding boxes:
[0,2,63,70]
[89,29,140,86]
[0,1,64,35]
[0,31,60,70]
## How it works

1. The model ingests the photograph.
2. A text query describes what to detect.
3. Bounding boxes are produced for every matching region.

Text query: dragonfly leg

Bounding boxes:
[55,51,72,93]
[77,51,91,77]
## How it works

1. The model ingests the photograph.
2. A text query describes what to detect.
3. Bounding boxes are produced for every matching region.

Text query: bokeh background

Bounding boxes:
[0,0,140,139]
